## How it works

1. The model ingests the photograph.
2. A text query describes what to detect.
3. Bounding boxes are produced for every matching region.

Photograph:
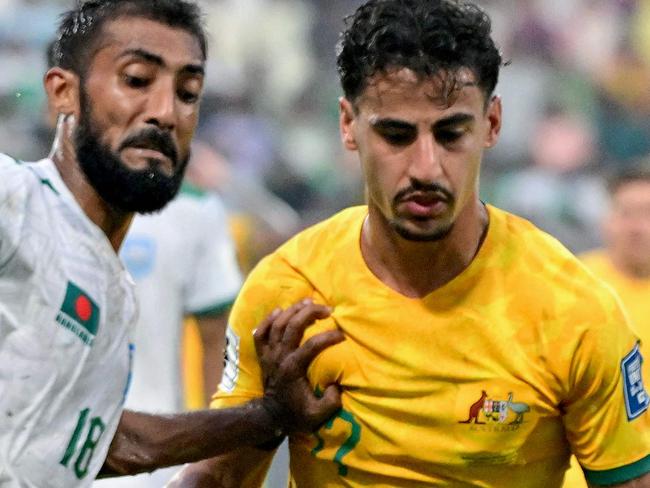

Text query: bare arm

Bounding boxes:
[168,301,343,487]
[588,472,650,488]
[195,312,229,406]
[100,402,281,477]
[100,302,342,477]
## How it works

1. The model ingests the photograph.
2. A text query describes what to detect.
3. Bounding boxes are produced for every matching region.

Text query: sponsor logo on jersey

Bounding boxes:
[458,390,530,428]
[56,281,100,346]
[621,342,649,421]
[219,325,240,393]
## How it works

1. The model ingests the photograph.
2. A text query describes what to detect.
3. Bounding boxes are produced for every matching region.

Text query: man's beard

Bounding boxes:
[74,89,189,214]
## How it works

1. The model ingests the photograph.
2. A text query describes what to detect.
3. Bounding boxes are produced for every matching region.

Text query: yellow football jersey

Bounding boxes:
[213,205,650,487]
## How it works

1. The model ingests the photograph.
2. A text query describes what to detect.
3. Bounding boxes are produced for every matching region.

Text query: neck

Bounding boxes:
[361,198,488,298]
[50,123,133,252]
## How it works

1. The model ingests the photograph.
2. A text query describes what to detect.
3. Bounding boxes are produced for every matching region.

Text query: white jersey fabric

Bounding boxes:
[0,155,137,487]
[94,187,242,488]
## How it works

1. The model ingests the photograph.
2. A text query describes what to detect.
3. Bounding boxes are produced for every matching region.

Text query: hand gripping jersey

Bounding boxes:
[212,205,650,487]
[0,155,137,487]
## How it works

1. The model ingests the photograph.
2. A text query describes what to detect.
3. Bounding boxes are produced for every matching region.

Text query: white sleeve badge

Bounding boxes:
[621,342,649,421]
[219,325,240,393]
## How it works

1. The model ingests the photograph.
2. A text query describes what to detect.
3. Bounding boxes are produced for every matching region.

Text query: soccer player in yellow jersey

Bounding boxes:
[172,1,650,486]
[564,164,650,488]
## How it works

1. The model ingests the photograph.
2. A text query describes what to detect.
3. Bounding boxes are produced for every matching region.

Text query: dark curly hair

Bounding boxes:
[337,0,502,104]
[52,0,207,77]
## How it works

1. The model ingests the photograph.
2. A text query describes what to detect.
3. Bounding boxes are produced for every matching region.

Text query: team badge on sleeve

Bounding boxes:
[219,325,240,393]
[621,343,649,421]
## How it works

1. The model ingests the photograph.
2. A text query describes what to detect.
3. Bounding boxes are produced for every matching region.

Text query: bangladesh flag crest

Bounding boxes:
[56,281,100,346]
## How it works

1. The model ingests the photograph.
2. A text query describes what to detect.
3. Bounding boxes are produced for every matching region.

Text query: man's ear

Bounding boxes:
[339,97,358,151]
[484,95,502,149]
[44,67,80,119]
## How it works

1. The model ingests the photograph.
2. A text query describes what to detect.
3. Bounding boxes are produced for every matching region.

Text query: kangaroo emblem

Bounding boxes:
[458,390,488,424]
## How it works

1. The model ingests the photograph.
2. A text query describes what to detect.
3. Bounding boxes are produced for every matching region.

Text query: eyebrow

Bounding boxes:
[370,112,475,131]
[433,113,475,129]
[370,118,415,131]
[118,48,205,76]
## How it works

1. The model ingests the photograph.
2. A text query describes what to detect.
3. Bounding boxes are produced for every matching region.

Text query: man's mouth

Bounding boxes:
[399,193,449,218]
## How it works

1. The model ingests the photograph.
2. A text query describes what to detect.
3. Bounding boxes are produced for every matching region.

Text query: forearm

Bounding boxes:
[101,401,283,476]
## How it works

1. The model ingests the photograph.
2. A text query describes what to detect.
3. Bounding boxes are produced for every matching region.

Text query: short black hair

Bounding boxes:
[52,0,207,76]
[337,0,503,103]
[606,161,650,196]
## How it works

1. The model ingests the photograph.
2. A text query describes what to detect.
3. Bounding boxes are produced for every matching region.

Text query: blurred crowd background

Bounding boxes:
[1,0,650,256]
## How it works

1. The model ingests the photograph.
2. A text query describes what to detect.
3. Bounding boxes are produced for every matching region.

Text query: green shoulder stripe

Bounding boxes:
[191,298,235,318]
[180,181,208,199]
[584,454,650,486]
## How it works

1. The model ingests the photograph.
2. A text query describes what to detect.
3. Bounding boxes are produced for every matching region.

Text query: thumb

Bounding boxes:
[311,384,342,427]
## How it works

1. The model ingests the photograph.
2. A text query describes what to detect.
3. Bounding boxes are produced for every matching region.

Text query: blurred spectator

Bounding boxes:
[488,105,606,253]
[581,162,650,348]
[186,140,301,272]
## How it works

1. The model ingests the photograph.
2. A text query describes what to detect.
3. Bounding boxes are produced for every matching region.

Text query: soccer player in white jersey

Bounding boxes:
[0,1,342,486]
[94,187,243,488]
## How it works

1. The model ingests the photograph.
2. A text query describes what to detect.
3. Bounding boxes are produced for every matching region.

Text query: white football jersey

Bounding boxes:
[0,155,137,487]
[94,187,243,488]
[119,188,242,414]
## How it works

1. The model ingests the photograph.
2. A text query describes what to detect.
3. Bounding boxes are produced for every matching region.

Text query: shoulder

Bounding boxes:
[488,205,622,319]
[0,154,43,214]
[277,206,367,268]
[236,206,366,308]
[0,153,31,190]
[169,185,228,223]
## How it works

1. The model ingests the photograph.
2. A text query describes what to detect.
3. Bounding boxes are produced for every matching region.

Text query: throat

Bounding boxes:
[361,203,489,298]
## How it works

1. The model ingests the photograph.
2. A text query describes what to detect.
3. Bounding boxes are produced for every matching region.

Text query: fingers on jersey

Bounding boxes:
[292,329,343,372]
[282,302,333,349]
[305,382,343,429]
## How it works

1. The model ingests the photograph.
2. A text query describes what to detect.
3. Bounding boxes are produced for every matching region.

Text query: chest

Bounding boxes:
[304,297,567,473]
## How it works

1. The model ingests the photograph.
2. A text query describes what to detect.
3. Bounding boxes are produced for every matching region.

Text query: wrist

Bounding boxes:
[259,395,289,437]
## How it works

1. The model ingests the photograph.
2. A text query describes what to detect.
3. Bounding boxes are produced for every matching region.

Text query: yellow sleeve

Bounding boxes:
[562,290,650,486]
[209,251,317,408]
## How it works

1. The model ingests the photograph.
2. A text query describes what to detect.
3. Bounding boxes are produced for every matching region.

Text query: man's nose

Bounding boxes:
[145,81,176,131]
[408,135,444,182]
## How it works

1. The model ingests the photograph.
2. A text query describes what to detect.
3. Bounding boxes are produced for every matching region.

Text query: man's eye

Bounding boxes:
[178,89,199,104]
[123,75,149,88]
[436,129,464,145]
[380,130,416,146]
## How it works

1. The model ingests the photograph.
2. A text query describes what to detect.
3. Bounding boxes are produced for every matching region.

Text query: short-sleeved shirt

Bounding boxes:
[0,155,137,487]
[213,205,650,487]
[118,185,242,413]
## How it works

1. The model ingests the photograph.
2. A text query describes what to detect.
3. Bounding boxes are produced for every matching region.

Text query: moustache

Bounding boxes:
[119,128,179,165]
[393,182,454,205]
